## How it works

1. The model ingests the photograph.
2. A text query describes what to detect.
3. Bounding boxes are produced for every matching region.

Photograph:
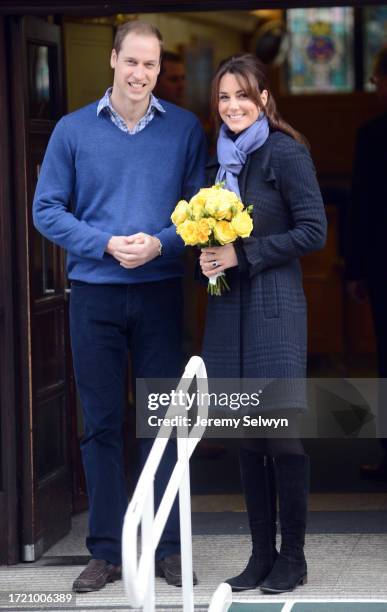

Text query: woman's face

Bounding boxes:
[218,72,267,134]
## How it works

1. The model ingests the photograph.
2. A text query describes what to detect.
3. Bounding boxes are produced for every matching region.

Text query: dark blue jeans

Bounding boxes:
[70,279,183,565]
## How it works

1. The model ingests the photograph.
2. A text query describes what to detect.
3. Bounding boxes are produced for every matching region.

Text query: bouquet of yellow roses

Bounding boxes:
[171,184,253,296]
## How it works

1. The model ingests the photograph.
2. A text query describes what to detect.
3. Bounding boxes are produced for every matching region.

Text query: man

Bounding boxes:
[347,47,387,478]
[33,21,206,591]
[154,50,186,107]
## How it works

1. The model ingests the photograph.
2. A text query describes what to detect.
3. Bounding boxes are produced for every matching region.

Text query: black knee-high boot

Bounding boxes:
[260,454,309,594]
[226,449,278,591]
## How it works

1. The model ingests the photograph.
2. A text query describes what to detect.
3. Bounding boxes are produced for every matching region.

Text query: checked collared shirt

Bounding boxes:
[97,87,165,135]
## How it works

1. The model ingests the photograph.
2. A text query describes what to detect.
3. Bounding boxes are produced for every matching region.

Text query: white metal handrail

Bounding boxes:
[208,583,232,612]
[122,356,209,612]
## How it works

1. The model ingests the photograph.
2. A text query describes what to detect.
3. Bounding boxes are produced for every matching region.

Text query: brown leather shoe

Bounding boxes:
[72,559,121,593]
[156,554,198,587]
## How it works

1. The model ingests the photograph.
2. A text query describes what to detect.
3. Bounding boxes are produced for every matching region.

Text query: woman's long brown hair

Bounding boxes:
[211,53,308,147]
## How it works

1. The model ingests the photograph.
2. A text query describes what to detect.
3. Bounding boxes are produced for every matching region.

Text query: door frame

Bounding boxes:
[1,0,387,15]
[0,16,19,565]
[9,15,73,562]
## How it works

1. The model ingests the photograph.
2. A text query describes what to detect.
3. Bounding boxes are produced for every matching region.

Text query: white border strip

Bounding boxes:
[232,600,387,605]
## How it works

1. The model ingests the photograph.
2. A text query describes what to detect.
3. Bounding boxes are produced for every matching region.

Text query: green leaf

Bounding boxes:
[214,181,225,189]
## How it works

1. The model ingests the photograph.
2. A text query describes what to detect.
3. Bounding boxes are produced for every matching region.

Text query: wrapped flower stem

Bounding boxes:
[208,272,230,296]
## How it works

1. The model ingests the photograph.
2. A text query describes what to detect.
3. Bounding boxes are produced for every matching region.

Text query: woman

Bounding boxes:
[200,54,327,594]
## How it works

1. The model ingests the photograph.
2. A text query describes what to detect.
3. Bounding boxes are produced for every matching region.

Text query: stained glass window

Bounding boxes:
[287,8,355,93]
[363,6,387,90]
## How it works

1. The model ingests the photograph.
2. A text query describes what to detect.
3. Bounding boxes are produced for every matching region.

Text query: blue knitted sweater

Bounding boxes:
[33,100,207,283]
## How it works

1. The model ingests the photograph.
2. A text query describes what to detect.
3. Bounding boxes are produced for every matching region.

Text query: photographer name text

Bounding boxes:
[147,415,288,429]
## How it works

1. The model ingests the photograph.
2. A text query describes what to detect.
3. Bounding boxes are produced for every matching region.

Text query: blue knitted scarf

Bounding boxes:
[215,114,269,198]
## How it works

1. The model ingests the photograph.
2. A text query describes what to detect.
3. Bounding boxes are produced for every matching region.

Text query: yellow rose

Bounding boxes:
[204,193,230,220]
[206,217,217,229]
[204,188,241,220]
[231,211,253,238]
[176,219,199,245]
[222,188,241,206]
[235,199,245,213]
[188,197,205,221]
[193,187,214,202]
[196,218,213,244]
[171,200,189,226]
[188,188,215,220]
[213,220,237,245]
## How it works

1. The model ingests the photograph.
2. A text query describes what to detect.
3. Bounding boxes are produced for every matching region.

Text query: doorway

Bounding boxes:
[4,5,386,564]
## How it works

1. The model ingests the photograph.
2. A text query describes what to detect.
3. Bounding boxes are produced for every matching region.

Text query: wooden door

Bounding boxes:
[10,15,74,561]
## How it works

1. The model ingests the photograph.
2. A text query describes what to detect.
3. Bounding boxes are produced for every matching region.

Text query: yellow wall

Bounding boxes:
[64,22,113,112]
[139,12,243,66]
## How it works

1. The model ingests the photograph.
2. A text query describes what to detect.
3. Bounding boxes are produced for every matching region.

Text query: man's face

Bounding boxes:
[110,32,161,105]
[156,60,186,106]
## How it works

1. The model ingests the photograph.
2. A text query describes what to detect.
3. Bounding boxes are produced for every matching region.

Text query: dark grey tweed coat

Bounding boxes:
[201,131,327,410]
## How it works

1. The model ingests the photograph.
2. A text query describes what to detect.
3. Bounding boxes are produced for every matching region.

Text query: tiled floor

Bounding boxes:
[1,534,387,610]
[1,494,387,611]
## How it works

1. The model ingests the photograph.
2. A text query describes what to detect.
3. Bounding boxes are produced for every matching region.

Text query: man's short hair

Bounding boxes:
[113,20,163,56]
[373,47,387,78]
[159,51,183,76]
